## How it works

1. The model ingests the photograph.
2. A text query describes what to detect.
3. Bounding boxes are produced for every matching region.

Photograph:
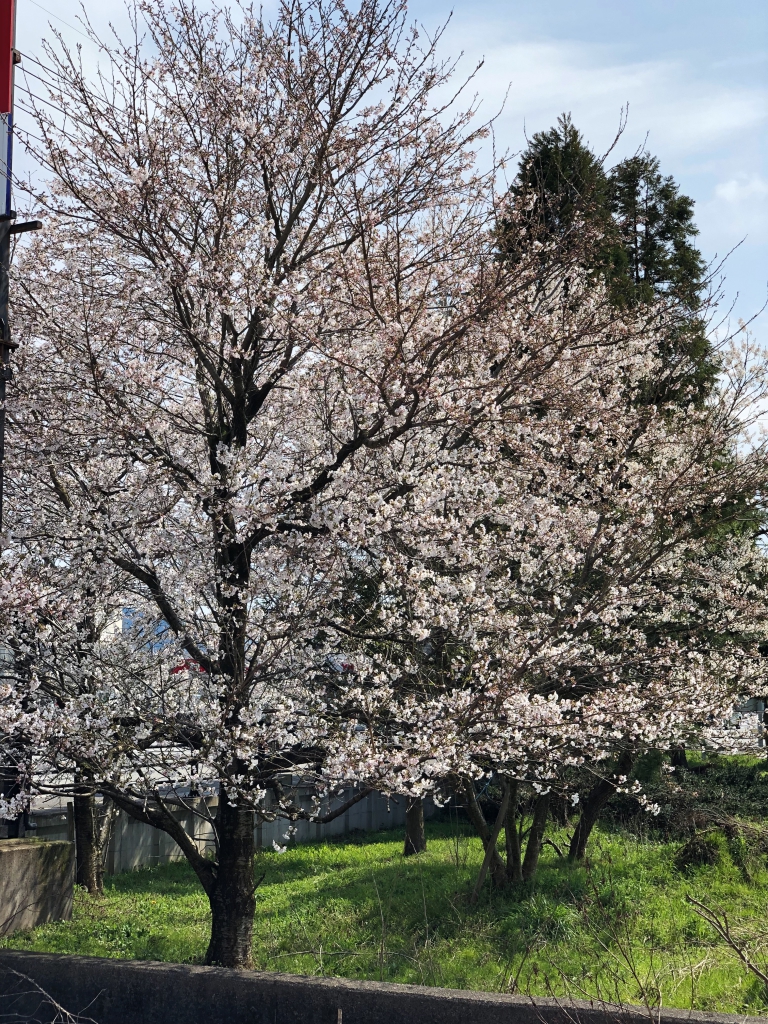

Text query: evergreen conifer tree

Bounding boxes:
[501,116,716,402]
[607,152,706,312]
[509,113,611,244]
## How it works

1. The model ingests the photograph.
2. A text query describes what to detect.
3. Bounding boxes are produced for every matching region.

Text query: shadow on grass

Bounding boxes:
[4,820,767,1012]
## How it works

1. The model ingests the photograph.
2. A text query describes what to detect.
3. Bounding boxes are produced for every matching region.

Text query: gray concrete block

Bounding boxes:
[0,951,761,1024]
[0,841,74,936]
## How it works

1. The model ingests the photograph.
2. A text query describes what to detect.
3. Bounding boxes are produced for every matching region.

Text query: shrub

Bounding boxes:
[675,833,722,872]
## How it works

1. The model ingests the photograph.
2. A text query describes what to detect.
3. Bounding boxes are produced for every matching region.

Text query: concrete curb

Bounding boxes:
[0,951,764,1024]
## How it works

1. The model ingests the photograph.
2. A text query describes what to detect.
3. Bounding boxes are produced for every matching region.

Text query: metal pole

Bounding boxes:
[0,0,22,839]
[0,223,16,537]
[0,0,15,537]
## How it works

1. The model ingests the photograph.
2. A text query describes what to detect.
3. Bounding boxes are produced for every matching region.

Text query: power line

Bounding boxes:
[16,82,63,111]
[24,0,93,43]
[17,52,68,81]
[16,88,98,133]
[13,121,48,147]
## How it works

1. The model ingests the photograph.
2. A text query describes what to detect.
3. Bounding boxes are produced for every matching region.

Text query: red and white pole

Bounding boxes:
[0,0,15,210]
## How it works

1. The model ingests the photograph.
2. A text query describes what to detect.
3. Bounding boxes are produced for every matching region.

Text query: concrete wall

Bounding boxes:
[0,952,760,1024]
[28,790,428,877]
[0,841,74,937]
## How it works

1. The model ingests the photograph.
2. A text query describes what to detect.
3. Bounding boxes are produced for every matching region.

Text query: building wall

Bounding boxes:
[28,789,431,876]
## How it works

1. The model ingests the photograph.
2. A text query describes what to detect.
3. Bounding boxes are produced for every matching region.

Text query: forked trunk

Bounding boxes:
[403,796,426,856]
[670,746,688,769]
[73,789,102,894]
[461,778,507,888]
[204,794,256,968]
[568,749,636,861]
[471,780,510,903]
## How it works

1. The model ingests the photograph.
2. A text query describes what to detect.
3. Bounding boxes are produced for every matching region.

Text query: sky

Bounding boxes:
[13,0,768,336]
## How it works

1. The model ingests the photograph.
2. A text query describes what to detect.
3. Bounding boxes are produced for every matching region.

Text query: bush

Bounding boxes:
[675,833,722,872]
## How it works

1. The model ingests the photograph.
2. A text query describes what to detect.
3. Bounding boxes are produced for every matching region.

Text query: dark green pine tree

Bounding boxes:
[606,152,716,402]
[607,152,706,311]
[508,112,611,245]
[501,115,717,402]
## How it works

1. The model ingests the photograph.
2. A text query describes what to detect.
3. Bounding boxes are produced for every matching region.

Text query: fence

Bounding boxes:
[28,788,430,876]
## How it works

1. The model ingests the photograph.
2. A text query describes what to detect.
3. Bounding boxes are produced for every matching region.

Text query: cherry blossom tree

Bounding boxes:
[3,0,563,967]
[311,280,768,883]
[3,0,767,965]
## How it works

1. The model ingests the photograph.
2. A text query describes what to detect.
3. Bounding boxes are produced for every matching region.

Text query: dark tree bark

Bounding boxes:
[521,792,550,881]
[568,748,636,861]
[471,781,510,903]
[460,779,507,889]
[101,779,373,969]
[73,780,115,895]
[204,792,257,968]
[73,788,100,894]
[102,783,253,969]
[670,746,688,769]
[0,758,26,838]
[504,781,523,884]
[550,792,570,826]
[403,796,427,856]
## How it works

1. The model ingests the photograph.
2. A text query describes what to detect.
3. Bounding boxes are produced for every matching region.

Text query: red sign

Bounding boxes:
[0,0,14,115]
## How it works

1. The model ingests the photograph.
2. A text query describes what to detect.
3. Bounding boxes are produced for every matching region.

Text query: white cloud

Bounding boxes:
[699,175,768,250]
[437,27,768,161]
[715,175,768,205]
[433,14,768,329]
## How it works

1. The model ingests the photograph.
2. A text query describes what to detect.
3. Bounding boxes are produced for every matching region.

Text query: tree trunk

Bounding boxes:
[460,778,507,888]
[74,788,102,894]
[102,782,255,969]
[521,792,550,882]
[504,781,523,884]
[568,748,636,861]
[670,746,688,769]
[403,796,427,856]
[471,780,510,903]
[204,792,256,968]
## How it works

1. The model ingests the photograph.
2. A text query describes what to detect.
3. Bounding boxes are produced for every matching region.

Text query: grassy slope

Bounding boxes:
[3,821,767,1013]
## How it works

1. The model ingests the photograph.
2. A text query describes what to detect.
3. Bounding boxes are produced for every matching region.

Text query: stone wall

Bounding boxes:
[0,951,759,1024]
[0,841,74,936]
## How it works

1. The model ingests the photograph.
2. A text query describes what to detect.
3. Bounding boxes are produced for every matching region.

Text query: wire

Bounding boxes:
[17,65,64,90]
[24,0,93,43]
[16,82,64,111]
[18,58,125,125]
[13,123,48,146]
[16,99,94,141]
[17,52,64,80]
[16,82,113,132]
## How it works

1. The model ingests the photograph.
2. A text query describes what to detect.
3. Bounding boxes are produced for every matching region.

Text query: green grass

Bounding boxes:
[3,820,768,1014]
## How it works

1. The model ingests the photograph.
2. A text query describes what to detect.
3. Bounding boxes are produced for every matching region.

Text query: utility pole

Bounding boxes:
[0,0,40,840]
[0,0,40,535]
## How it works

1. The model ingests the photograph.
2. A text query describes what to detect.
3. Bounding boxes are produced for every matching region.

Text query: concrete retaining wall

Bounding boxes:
[28,790,427,876]
[0,841,74,937]
[0,951,759,1024]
